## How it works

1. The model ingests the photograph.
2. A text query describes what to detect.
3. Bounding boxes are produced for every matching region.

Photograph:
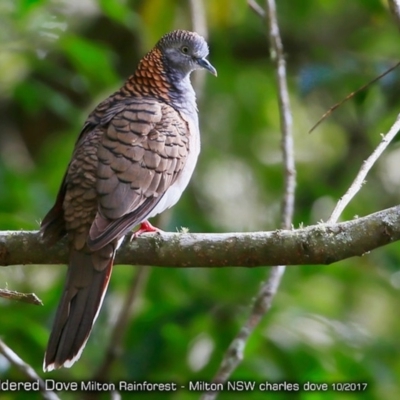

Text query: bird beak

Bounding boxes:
[197,57,217,76]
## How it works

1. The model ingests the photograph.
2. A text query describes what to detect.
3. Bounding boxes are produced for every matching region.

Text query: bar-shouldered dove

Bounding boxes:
[41,30,216,371]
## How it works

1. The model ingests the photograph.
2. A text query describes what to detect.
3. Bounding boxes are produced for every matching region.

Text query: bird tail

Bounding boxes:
[43,248,114,371]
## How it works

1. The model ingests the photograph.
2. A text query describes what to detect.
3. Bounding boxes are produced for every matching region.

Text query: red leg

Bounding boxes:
[130,220,164,240]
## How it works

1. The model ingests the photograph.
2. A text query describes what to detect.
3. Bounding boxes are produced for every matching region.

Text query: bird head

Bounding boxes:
[157,30,217,78]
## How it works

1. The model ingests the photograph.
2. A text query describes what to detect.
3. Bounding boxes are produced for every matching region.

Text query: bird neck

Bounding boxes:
[165,74,198,119]
[121,49,198,118]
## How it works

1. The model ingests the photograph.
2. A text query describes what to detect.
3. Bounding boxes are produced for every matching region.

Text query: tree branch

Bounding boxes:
[0,339,60,400]
[91,266,149,383]
[388,0,400,30]
[189,0,208,96]
[328,114,400,223]
[1,205,400,268]
[203,1,295,396]
[248,0,265,17]
[0,288,43,305]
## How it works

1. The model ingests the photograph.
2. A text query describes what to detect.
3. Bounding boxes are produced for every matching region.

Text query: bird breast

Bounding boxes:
[147,110,200,219]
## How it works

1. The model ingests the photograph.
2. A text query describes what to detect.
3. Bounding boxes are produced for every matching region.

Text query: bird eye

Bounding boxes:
[181,46,189,54]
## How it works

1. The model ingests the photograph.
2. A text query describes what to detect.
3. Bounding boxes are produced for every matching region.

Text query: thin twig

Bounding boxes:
[309,62,400,133]
[189,0,208,96]
[328,114,400,224]
[309,1,400,133]
[0,288,43,305]
[268,12,295,228]
[0,339,60,400]
[202,1,294,398]
[91,266,149,383]
[388,0,400,30]
[189,0,207,39]
[203,265,285,397]
[247,0,265,17]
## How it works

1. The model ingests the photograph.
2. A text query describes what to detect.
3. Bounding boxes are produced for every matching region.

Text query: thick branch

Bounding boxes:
[1,205,400,268]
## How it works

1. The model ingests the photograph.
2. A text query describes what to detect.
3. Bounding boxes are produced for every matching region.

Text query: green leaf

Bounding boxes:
[60,35,119,91]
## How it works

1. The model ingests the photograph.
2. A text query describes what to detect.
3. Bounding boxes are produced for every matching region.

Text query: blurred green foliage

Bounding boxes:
[1,0,400,399]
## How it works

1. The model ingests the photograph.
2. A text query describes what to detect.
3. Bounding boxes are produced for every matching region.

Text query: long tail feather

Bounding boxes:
[43,249,114,371]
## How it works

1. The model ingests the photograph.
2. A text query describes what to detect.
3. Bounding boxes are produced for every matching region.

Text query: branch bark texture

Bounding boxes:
[1,205,399,268]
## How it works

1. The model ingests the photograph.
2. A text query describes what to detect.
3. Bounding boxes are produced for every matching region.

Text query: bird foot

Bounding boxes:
[130,221,164,240]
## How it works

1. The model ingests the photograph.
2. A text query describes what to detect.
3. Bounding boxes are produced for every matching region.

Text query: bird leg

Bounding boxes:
[130,220,164,240]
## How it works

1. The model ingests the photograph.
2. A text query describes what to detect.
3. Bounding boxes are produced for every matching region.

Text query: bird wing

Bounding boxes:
[40,98,117,245]
[87,98,190,250]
